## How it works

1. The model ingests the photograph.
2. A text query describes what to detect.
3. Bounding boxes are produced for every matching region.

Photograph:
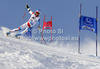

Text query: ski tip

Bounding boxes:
[15,36,20,39]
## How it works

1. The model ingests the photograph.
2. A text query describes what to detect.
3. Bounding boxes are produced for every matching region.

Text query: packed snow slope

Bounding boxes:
[0,27,100,69]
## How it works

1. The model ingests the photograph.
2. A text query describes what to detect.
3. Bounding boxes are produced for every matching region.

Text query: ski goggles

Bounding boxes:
[35,12,40,14]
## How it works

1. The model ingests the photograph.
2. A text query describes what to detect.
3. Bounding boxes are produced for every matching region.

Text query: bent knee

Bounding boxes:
[18,27,21,30]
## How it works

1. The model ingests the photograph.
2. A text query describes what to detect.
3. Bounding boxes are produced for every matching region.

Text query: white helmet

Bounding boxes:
[36,9,41,14]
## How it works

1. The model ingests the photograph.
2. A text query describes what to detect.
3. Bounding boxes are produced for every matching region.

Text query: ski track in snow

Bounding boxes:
[0,27,100,69]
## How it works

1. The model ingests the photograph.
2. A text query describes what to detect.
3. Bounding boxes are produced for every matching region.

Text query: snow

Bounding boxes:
[0,27,100,69]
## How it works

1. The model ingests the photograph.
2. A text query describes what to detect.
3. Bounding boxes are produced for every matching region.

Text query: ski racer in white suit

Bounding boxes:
[6,4,41,38]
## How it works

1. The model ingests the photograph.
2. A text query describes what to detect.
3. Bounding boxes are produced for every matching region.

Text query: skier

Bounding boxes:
[6,4,41,38]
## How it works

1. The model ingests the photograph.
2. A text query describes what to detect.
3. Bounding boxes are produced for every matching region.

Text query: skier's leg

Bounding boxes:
[6,22,28,36]
[21,28,29,35]
[6,27,21,36]
[11,22,28,32]
[19,22,29,30]
[15,28,29,37]
[10,27,21,32]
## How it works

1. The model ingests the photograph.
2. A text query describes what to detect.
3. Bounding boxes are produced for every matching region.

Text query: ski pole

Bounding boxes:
[22,8,27,21]
[39,29,47,45]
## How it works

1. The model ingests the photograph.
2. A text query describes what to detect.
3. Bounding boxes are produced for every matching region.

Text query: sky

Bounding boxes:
[0,0,100,43]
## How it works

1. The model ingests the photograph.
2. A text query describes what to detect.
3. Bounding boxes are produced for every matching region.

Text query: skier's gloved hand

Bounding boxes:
[26,4,29,8]
[38,25,41,30]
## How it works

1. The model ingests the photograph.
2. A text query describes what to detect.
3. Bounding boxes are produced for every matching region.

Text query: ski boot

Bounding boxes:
[15,33,21,39]
[6,32,11,36]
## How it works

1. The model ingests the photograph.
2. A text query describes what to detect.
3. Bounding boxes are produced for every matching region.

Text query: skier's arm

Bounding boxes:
[38,19,40,26]
[37,19,41,29]
[26,4,33,15]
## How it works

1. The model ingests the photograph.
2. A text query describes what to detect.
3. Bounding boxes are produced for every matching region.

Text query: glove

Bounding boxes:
[38,25,41,30]
[26,4,29,8]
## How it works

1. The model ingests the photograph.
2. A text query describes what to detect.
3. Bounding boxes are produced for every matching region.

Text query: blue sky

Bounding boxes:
[0,0,100,42]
